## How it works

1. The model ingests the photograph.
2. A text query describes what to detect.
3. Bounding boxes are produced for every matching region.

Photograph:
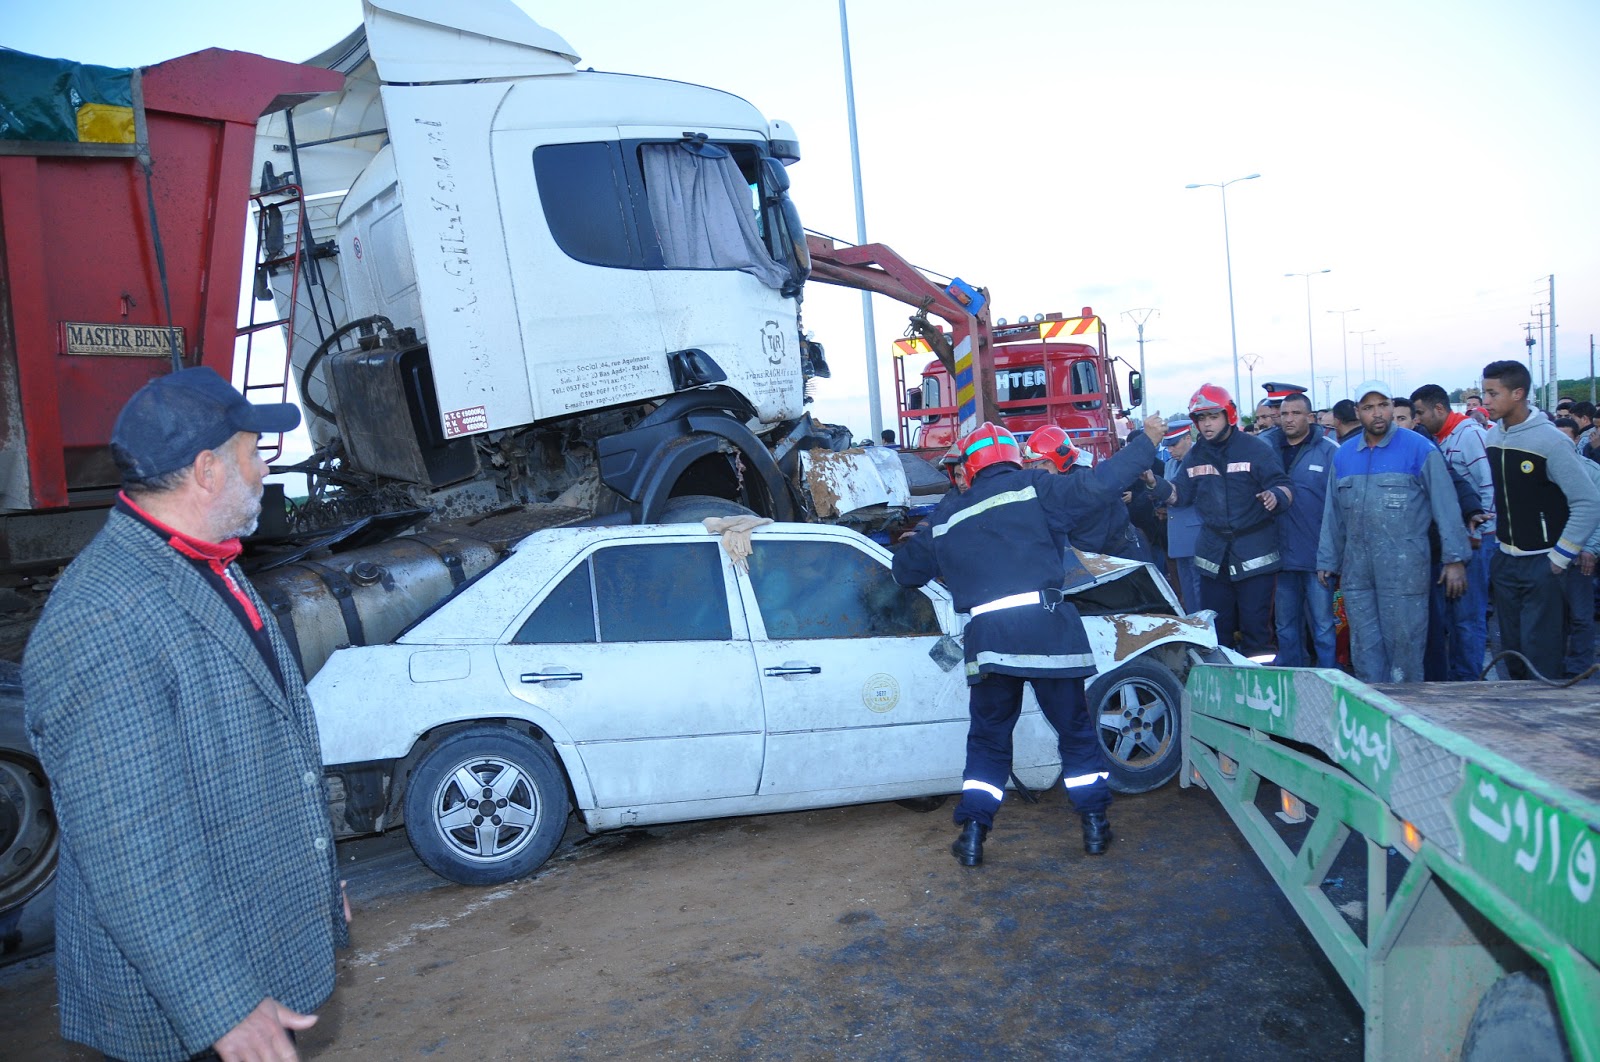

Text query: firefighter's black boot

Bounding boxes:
[951,821,988,866]
[1081,811,1112,855]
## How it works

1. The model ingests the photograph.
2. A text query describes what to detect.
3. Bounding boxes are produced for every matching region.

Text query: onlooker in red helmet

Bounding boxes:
[1159,384,1294,659]
[893,416,1168,867]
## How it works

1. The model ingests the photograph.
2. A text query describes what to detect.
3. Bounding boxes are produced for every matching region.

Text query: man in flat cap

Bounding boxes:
[24,367,348,1062]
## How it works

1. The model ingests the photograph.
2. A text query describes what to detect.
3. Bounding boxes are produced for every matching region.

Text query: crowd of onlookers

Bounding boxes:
[1070,360,1600,683]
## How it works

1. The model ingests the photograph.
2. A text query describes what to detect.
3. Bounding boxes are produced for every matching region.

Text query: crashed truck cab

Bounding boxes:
[252,0,897,527]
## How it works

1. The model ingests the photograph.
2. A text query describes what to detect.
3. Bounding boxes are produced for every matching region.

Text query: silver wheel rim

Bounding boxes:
[430,755,541,864]
[1097,677,1175,770]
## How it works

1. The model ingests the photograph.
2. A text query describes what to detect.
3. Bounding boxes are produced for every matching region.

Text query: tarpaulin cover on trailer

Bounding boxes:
[0,47,135,144]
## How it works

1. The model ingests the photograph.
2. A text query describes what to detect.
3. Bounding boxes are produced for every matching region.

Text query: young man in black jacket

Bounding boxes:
[1481,360,1600,679]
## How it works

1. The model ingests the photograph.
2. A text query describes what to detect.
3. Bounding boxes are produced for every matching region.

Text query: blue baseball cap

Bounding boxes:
[111,367,300,480]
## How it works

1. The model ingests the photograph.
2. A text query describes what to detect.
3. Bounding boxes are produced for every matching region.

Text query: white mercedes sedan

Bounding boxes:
[308,523,1239,884]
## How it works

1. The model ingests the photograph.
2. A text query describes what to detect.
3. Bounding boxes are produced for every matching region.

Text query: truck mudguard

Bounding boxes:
[597,386,796,522]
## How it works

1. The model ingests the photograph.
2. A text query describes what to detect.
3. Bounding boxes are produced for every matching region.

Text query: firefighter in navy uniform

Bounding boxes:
[1171,384,1294,658]
[894,415,1169,866]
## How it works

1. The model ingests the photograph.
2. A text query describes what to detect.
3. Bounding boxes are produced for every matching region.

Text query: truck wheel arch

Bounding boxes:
[596,388,797,522]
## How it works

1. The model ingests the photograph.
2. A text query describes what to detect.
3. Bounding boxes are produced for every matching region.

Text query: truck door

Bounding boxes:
[494,539,763,807]
[491,125,676,423]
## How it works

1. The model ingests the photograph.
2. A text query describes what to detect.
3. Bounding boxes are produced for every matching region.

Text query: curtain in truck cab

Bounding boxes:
[640,141,789,291]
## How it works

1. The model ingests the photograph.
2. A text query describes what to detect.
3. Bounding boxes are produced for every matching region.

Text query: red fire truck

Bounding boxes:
[894,308,1140,461]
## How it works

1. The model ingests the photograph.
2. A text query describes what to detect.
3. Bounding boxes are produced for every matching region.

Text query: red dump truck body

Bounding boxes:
[0,49,339,556]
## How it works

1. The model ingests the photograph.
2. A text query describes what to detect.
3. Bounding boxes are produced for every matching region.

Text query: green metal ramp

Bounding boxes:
[1183,666,1599,1061]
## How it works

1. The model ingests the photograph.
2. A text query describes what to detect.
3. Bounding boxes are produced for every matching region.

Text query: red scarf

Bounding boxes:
[1439,410,1469,441]
[119,492,262,630]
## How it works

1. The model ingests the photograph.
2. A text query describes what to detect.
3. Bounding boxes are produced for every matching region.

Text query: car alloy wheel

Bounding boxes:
[404,726,570,885]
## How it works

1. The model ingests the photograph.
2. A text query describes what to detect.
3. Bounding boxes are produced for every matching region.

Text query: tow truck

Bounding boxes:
[893,307,1140,463]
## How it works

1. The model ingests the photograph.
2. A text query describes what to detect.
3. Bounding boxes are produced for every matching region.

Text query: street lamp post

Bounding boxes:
[838,0,882,439]
[1186,173,1260,407]
[1371,348,1392,394]
[1351,329,1376,381]
[1285,269,1331,386]
[1326,307,1359,399]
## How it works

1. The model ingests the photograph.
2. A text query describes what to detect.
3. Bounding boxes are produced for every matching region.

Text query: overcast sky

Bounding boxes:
[11,0,1598,434]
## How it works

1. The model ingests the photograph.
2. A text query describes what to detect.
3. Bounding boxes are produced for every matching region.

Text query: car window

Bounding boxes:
[593,542,732,642]
[746,540,941,639]
[511,564,597,644]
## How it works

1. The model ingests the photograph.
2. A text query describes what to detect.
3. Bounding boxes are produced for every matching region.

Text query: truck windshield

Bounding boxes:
[998,366,1047,415]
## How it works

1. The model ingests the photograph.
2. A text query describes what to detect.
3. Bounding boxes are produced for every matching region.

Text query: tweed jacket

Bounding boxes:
[23,509,347,1062]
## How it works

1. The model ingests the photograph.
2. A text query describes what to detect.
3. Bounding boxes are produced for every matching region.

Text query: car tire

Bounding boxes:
[656,495,758,523]
[0,665,58,965]
[1461,972,1569,1062]
[1086,657,1184,794]
[403,726,570,886]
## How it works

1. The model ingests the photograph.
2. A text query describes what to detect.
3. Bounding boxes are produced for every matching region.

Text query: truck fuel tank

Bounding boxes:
[251,529,503,681]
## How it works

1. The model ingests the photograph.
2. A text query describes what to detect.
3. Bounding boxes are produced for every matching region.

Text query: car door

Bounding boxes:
[494,538,763,808]
[737,534,970,796]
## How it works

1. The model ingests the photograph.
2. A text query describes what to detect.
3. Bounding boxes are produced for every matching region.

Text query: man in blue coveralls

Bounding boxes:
[1317,379,1469,682]
[893,413,1168,867]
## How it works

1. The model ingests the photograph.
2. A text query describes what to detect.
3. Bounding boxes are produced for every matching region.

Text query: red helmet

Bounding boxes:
[1187,384,1239,427]
[957,422,1023,480]
[1026,425,1081,472]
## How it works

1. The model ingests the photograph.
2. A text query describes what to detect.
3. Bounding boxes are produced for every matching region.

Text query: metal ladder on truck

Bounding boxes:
[1182,665,1599,1060]
[234,181,338,464]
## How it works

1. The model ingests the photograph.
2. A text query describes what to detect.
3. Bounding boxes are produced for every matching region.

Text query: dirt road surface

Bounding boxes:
[2,781,1361,1060]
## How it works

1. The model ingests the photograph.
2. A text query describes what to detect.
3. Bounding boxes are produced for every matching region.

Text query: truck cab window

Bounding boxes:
[534,138,801,293]
[532,141,645,269]
[637,141,790,291]
[1071,359,1104,411]
[746,540,941,639]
